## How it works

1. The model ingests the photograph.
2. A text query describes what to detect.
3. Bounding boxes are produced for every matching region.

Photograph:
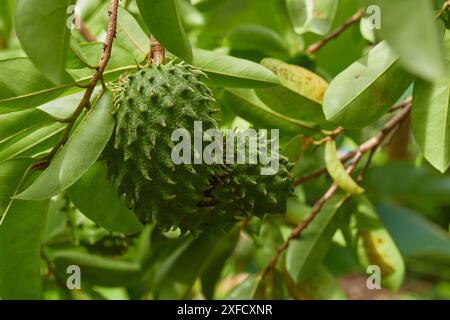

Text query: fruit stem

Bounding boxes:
[150,36,165,65]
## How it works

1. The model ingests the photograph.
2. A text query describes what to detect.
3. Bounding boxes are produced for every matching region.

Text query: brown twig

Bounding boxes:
[306,9,364,55]
[79,19,96,42]
[389,96,412,113]
[44,0,120,165]
[149,36,165,65]
[260,103,412,281]
[294,97,412,186]
[314,127,344,145]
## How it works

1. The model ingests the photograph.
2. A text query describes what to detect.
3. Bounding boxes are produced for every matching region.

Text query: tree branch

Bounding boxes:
[260,103,412,281]
[294,97,412,186]
[306,9,364,55]
[44,0,120,165]
[79,19,96,42]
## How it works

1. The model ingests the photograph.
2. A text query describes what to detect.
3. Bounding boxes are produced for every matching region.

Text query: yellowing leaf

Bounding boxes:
[261,58,328,103]
[324,140,364,195]
[348,196,405,291]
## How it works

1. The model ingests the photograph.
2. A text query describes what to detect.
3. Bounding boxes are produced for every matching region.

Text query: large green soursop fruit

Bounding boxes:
[105,63,221,231]
[105,63,294,234]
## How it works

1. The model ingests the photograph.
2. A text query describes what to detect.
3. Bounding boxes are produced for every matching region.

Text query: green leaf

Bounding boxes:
[151,240,193,295]
[284,266,346,299]
[162,227,240,295]
[348,196,405,291]
[377,203,450,258]
[0,200,49,299]
[68,162,143,234]
[309,0,365,77]
[200,228,241,299]
[370,0,447,81]
[256,58,327,123]
[286,194,348,282]
[0,158,48,299]
[0,0,14,45]
[286,0,338,35]
[192,49,280,88]
[412,79,450,173]
[0,158,33,219]
[0,108,55,143]
[0,57,136,114]
[16,92,114,200]
[254,217,284,269]
[136,0,192,62]
[15,0,75,84]
[282,134,304,163]
[42,196,71,244]
[37,91,83,119]
[0,58,72,112]
[323,41,412,128]
[364,163,450,204]
[226,274,260,300]
[195,0,302,55]
[222,88,315,134]
[324,140,364,195]
[0,123,64,162]
[52,250,142,287]
[177,0,204,29]
[67,41,136,72]
[226,25,290,59]
[115,7,150,63]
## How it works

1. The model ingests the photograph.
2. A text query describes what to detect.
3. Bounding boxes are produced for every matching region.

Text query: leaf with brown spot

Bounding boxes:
[256,58,327,123]
[345,195,405,292]
[323,41,412,128]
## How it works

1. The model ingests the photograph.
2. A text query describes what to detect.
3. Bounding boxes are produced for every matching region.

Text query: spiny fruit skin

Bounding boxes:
[105,63,221,233]
[105,63,294,235]
[199,137,294,232]
[207,157,294,217]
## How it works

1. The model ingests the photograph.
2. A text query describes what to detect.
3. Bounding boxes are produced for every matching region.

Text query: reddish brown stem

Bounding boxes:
[79,19,96,42]
[150,36,165,65]
[260,104,412,281]
[294,98,413,186]
[306,9,364,55]
[45,0,120,164]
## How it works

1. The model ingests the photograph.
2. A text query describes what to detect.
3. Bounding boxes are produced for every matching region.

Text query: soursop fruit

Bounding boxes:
[198,134,294,231]
[105,63,294,234]
[105,63,221,232]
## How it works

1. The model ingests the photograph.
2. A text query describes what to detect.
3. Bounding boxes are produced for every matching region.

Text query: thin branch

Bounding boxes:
[306,9,364,55]
[79,19,96,42]
[294,97,412,186]
[357,147,376,182]
[261,104,412,281]
[44,0,120,165]
[389,96,412,113]
[314,127,344,145]
[149,36,165,65]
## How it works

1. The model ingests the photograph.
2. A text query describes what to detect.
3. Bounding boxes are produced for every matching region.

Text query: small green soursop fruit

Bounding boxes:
[105,63,221,232]
[199,134,294,231]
